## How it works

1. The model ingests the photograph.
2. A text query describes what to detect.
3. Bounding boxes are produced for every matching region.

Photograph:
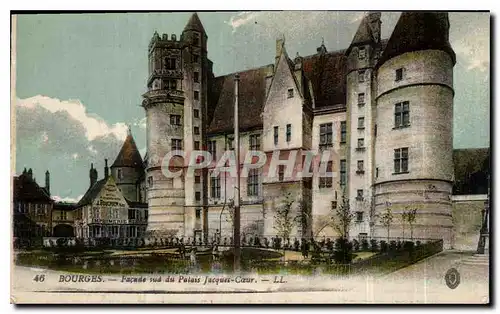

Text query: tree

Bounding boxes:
[379,205,393,242]
[400,209,408,240]
[273,192,296,242]
[331,192,355,239]
[295,198,312,239]
[406,207,418,240]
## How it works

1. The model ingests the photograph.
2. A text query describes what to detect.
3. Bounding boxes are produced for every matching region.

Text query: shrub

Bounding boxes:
[396,240,403,251]
[332,237,354,264]
[416,240,422,247]
[370,239,379,252]
[326,238,334,252]
[254,237,261,247]
[380,240,388,253]
[361,239,369,251]
[403,241,415,252]
[294,238,300,251]
[352,239,360,252]
[389,240,397,252]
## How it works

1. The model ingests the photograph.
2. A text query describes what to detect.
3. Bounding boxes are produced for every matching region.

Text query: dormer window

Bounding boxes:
[287,89,294,98]
[358,46,366,60]
[395,68,404,81]
[193,33,200,46]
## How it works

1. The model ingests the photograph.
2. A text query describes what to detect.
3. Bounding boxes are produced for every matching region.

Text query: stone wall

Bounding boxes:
[452,194,487,251]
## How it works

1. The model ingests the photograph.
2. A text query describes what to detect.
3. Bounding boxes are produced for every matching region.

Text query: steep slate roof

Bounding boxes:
[183,13,206,34]
[378,12,456,67]
[76,178,106,208]
[208,65,270,134]
[111,133,144,169]
[302,50,348,108]
[126,199,148,208]
[453,148,490,195]
[13,174,53,203]
[207,48,349,134]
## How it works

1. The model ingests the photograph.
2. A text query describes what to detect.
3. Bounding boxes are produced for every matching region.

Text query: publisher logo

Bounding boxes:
[445,268,460,289]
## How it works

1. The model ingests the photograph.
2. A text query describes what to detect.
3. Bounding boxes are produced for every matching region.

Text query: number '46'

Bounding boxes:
[33,275,45,282]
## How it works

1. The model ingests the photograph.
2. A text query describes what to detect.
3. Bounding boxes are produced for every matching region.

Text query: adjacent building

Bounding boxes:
[74,132,149,241]
[13,168,53,243]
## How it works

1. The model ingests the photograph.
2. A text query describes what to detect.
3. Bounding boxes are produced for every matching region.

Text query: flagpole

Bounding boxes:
[233,74,241,272]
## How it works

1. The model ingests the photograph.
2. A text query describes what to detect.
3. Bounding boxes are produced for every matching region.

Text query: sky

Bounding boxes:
[13,11,490,202]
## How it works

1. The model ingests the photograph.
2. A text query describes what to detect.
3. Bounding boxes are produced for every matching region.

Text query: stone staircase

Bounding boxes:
[461,253,489,266]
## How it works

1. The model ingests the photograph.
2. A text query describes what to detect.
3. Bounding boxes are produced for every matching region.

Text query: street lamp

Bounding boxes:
[476,174,490,255]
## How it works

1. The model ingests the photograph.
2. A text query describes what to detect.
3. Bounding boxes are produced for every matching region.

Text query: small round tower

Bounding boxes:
[373,12,456,248]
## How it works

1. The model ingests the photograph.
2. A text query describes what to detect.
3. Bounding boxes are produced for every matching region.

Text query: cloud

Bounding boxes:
[17,95,128,141]
[52,194,84,204]
[450,13,489,73]
[225,12,263,32]
[133,117,147,129]
[15,96,129,199]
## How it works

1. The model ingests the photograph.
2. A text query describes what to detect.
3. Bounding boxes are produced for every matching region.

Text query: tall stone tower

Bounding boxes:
[142,13,210,237]
[373,12,456,247]
[345,12,382,236]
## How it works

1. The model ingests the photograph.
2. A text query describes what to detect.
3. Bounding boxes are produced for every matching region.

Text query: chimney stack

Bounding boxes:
[104,159,109,179]
[89,163,98,187]
[368,12,382,43]
[275,35,285,67]
[45,170,50,194]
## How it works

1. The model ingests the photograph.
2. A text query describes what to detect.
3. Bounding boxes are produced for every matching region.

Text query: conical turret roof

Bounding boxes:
[111,131,144,168]
[377,12,456,67]
[183,12,206,34]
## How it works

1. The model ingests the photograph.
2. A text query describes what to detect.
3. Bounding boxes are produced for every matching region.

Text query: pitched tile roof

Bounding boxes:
[302,49,348,108]
[208,65,270,134]
[13,174,53,203]
[207,48,349,134]
[111,133,144,169]
[76,178,106,208]
[378,12,456,67]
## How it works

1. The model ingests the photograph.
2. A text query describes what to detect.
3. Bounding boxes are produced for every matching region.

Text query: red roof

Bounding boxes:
[111,133,144,168]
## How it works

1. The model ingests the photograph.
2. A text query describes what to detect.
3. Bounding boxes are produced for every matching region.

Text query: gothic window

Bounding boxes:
[319,123,333,150]
[211,176,221,199]
[358,117,365,129]
[395,101,410,128]
[278,165,285,182]
[286,124,292,142]
[319,161,333,188]
[340,121,347,143]
[171,139,183,151]
[208,140,217,158]
[358,46,366,59]
[357,138,365,148]
[358,70,365,83]
[394,147,409,174]
[249,134,261,151]
[247,169,259,196]
[356,211,364,222]
[340,159,347,186]
[358,93,365,105]
[395,68,404,81]
[170,114,182,126]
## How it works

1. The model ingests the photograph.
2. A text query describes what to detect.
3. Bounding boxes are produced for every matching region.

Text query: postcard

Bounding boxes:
[10,11,490,304]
